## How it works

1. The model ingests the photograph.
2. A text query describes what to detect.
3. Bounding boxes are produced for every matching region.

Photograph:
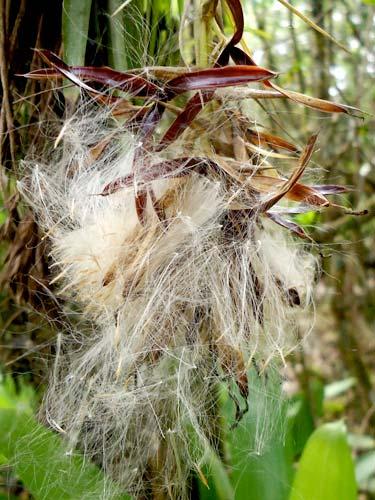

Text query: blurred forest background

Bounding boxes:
[0,0,374,498]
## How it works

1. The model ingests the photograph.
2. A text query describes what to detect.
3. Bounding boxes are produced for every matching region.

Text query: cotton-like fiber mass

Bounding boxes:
[20,104,315,498]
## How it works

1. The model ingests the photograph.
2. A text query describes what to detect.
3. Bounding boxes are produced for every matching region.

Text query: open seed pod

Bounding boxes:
[19,0,362,497]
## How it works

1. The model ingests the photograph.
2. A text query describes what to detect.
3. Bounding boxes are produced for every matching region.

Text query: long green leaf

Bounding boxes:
[204,447,235,500]
[226,370,294,500]
[289,421,357,500]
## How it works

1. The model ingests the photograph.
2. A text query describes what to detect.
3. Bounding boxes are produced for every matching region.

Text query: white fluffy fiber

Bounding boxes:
[20,103,315,498]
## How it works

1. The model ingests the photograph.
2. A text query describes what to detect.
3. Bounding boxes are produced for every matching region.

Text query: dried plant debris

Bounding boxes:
[19,0,363,497]
[0,197,51,311]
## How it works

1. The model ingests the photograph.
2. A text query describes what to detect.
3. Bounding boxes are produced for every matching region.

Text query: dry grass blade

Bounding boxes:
[245,142,296,159]
[110,0,133,17]
[269,82,362,116]
[0,0,16,165]
[247,129,299,152]
[258,134,318,212]
[0,213,51,309]
[276,0,351,53]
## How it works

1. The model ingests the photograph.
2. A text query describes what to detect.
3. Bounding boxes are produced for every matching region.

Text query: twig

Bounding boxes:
[276,0,351,53]
[0,0,16,166]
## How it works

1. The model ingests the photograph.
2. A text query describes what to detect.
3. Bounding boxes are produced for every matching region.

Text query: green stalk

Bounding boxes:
[108,0,128,71]
[62,0,92,104]
[194,0,209,67]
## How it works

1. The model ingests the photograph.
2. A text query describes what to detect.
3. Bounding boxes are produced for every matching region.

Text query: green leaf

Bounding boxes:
[0,374,35,412]
[200,448,235,500]
[226,370,294,500]
[0,409,131,499]
[0,376,131,500]
[197,465,218,500]
[187,396,235,500]
[196,371,296,500]
[289,421,357,500]
[287,397,314,456]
